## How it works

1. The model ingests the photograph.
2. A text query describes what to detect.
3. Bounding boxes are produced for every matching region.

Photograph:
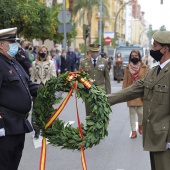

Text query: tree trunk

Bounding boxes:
[52,0,57,6]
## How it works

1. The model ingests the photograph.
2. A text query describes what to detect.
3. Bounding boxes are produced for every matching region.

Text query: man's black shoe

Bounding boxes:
[34,133,39,139]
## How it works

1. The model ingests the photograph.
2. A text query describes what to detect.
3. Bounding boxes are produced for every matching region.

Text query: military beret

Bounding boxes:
[0,27,19,41]
[89,44,100,51]
[152,31,170,44]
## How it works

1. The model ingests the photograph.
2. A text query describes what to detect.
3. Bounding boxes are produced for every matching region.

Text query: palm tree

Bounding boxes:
[51,0,58,6]
[72,0,109,43]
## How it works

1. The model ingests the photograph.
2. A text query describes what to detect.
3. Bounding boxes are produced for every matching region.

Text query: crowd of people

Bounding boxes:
[15,41,83,78]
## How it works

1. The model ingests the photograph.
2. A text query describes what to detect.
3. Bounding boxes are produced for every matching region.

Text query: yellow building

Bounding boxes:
[41,0,148,50]
[73,0,125,48]
[132,18,144,44]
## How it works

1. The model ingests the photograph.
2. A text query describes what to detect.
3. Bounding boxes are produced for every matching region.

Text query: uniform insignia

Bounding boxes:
[98,64,104,68]
[9,70,13,74]
[94,44,98,48]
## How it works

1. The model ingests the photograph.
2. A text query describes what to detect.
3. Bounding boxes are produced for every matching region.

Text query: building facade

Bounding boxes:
[37,0,148,51]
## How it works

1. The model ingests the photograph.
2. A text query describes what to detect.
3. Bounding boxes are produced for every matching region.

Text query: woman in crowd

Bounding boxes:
[30,45,56,139]
[122,49,148,138]
[115,52,123,83]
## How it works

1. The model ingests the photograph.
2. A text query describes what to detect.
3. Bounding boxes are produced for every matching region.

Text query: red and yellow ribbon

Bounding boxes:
[39,88,73,170]
[39,72,90,170]
[74,81,87,170]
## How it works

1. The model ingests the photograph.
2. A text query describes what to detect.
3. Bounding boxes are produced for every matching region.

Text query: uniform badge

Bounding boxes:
[98,64,104,68]
[9,70,13,74]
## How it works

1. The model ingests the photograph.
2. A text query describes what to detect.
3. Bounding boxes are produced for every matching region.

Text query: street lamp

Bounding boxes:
[114,0,135,42]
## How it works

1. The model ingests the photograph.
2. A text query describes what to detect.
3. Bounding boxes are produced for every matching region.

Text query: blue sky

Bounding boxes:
[138,0,170,30]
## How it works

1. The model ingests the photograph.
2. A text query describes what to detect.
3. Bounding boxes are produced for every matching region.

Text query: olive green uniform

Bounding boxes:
[80,57,111,94]
[108,63,170,170]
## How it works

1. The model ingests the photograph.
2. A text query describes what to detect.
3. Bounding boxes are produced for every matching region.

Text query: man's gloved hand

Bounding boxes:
[0,116,5,137]
[0,128,5,137]
[166,142,170,149]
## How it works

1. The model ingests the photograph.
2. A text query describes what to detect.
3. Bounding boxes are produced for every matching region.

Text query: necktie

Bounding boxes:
[157,65,161,75]
[93,59,96,67]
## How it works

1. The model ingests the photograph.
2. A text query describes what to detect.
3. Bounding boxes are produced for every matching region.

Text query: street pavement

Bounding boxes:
[18,70,150,170]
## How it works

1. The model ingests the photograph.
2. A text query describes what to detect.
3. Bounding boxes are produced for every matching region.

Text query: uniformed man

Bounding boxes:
[0,27,40,170]
[107,31,170,170]
[80,44,111,116]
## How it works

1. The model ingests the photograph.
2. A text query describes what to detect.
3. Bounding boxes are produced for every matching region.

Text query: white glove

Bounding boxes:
[0,128,5,137]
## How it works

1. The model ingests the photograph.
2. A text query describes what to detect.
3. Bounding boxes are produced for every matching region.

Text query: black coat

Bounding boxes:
[67,52,76,67]
[0,53,40,135]
[60,55,71,73]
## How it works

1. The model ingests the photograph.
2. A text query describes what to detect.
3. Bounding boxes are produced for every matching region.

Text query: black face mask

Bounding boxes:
[25,46,29,50]
[29,47,32,51]
[130,58,139,65]
[150,49,164,62]
[39,52,46,58]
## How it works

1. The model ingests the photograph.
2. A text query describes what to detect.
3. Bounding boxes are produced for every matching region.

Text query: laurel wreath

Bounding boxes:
[33,71,112,150]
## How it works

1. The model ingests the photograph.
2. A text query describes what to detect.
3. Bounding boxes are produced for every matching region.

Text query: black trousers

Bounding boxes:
[70,66,75,72]
[0,134,25,170]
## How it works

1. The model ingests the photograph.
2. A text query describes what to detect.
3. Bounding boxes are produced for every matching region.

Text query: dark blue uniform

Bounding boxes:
[0,52,40,170]
[67,51,76,72]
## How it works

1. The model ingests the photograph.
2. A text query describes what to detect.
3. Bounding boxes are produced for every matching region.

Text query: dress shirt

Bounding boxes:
[91,57,99,65]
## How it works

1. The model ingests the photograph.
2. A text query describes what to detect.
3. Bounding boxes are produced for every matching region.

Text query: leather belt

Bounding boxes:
[0,106,29,120]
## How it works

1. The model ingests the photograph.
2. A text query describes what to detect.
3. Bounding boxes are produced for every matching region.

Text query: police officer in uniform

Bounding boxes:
[107,31,170,170]
[80,44,111,116]
[0,27,40,170]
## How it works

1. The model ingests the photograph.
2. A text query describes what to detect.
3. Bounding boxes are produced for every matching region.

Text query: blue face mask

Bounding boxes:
[7,43,18,57]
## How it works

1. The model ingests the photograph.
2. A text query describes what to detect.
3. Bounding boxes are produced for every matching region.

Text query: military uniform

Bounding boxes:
[80,44,111,116]
[0,27,40,170]
[80,57,111,94]
[108,31,170,170]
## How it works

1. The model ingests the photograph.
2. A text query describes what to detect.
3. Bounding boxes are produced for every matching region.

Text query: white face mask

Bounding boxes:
[117,54,121,57]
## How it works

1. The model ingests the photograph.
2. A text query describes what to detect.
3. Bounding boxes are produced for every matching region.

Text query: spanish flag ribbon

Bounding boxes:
[74,81,87,170]
[39,87,74,170]
[45,87,74,130]
[39,138,47,170]
[67,71,92,89]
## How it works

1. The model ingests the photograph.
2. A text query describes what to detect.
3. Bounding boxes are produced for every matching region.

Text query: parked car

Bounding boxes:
[113,45,145,80]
